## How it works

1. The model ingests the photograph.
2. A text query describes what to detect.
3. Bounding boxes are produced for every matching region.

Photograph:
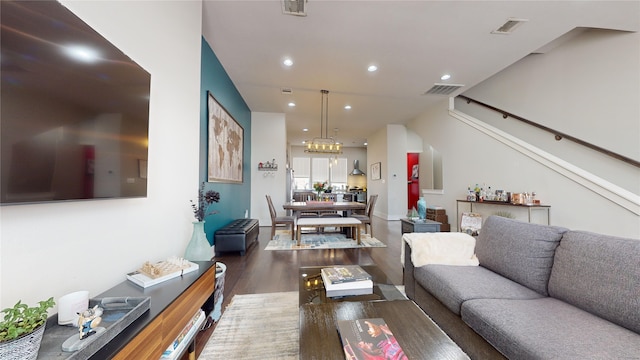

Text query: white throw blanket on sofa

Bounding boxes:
[402,232,479,267]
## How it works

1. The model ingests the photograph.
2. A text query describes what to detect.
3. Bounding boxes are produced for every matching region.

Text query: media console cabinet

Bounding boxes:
[38,261,215,360]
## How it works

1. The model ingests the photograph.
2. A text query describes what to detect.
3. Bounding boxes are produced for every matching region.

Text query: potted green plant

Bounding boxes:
[0,297,55,360]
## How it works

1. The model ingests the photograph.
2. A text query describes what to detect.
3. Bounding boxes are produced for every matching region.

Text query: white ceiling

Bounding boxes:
[202,1,639,148]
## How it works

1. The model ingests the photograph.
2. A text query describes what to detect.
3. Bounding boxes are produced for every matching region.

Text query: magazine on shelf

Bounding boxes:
[320,268,373,298]
[321,266,372,284]
[126,258,199,288]
[337,318,408,360]
[161,309,206,359]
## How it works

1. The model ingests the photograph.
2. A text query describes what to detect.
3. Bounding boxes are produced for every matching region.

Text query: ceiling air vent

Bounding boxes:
[491,18,529,35]
[282,0,306,16]
[281,88,293,95]
[423,83,465,96]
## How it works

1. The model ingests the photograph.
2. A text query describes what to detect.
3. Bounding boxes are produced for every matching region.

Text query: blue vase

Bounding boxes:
[417,197,427,219]
[184,221,213,261]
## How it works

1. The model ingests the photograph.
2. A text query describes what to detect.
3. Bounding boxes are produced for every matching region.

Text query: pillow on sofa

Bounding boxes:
[475,216,568,296]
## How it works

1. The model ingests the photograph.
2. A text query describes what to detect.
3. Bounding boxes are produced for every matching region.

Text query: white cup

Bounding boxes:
[58,290,89,326]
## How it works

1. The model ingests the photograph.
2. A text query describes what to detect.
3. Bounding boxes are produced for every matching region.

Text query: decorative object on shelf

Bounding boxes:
[186,182,219,261]
[207,91,243,183]
[127,258,199,288]
[77,305,104,340]
[185,221,213,261]
[407,207,419,220]
[58,290,89,326]
[313,182,327,198]
[417,197,427,219]
[258,159,278,171]
[371,162,381,180]
[0,297,55,360]
[304,90,342,154]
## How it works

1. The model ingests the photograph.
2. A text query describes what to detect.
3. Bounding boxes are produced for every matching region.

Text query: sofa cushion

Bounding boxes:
[548,230,640,334]
[475,216,568,296]
[461,297,640,360]
[414,264,543,315]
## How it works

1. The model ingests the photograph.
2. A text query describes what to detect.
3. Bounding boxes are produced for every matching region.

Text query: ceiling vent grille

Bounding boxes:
[282,0,306,16]
[281,88,293,95]
[424,83,465,96]
[491,18,529,35]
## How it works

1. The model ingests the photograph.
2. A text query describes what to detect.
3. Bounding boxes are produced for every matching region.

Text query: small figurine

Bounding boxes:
[77,305,103,340]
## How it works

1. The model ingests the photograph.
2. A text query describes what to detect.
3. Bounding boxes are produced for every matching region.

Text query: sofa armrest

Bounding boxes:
[403,241,416,299]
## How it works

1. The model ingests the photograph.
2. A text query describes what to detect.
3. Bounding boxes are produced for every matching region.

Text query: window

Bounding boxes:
[292,157,310,190]
[312,158,329,184]
[292,156,347,190]
[330,158,348,190]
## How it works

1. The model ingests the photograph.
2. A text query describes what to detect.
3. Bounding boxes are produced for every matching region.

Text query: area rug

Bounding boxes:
[199,291,299,359]
[265,231,387,250]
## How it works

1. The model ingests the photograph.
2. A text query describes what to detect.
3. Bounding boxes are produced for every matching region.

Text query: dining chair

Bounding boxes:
[266,195,296,239]
[351,194,378,237]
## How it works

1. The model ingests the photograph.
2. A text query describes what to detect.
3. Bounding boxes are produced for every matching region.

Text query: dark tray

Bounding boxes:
[38,297,150,360]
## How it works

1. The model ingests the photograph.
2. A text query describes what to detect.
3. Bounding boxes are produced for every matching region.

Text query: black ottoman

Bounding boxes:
[214,219,259,256]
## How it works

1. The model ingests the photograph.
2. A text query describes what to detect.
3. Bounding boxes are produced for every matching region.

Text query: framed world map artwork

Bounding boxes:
[207,91,243,183]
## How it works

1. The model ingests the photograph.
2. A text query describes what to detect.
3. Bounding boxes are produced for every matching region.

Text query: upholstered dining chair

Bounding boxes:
[351,194,378,237]
[266,195,296,239]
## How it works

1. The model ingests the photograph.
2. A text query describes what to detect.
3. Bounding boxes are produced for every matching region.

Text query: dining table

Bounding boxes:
[283,201,366,218]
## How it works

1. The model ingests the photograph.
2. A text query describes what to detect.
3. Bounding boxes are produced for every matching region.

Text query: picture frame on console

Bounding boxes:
[371,162,381,181]
[207,91,244,183]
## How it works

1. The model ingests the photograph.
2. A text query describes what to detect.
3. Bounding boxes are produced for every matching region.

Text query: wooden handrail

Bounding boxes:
[458,95,640,168]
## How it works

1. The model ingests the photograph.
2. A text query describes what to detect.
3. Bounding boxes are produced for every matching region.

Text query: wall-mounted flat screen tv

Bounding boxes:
[1,0,151,205]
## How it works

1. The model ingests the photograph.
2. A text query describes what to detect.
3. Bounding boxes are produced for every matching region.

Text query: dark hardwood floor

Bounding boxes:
[190,217,404,358]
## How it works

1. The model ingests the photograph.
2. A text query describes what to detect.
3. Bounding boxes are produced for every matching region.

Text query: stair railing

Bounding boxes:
[458,95,639,168]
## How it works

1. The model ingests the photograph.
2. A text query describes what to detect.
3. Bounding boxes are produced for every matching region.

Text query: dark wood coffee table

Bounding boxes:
[298,265,405,305]
[300,300,469,360]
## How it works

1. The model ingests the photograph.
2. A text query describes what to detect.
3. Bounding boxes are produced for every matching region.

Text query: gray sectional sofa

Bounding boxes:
[403,215,640,359]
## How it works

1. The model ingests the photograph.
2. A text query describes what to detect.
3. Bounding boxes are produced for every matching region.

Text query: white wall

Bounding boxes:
[0,1,203,310]
[251,112,287,226]
[367,124,408,220]
[408,29,639,239]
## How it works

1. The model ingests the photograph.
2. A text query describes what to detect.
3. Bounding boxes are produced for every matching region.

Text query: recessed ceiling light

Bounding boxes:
[288,102,295,107]
[344,105,351,110]
[283,58,293,66]
[364,142,368,146]
[441,74,451,80]
[368,65,378,72]
[302,128,308,132]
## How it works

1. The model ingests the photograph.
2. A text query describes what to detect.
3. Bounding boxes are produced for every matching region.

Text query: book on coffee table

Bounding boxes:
[337,318,408,360]
[321,266,372,284]
[321,267,373,298]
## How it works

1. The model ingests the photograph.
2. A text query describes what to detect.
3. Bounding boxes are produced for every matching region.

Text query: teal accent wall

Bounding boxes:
[200,37,251,245]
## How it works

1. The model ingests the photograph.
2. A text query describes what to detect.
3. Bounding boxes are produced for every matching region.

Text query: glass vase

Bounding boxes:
[417,197,427,219]
[184,221,213,261]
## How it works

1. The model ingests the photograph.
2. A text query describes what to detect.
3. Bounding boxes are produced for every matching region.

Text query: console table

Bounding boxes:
[456,200,551,228]
[38,261,215,360]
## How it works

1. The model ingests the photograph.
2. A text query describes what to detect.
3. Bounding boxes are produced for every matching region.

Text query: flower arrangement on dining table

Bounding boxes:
[313,182,327,196]
[191,182,221,222]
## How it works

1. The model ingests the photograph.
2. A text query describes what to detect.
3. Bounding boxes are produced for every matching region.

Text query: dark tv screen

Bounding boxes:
[1,0,151,205]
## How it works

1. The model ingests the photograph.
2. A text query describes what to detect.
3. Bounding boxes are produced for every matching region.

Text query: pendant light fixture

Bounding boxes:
[304,90,342,154]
